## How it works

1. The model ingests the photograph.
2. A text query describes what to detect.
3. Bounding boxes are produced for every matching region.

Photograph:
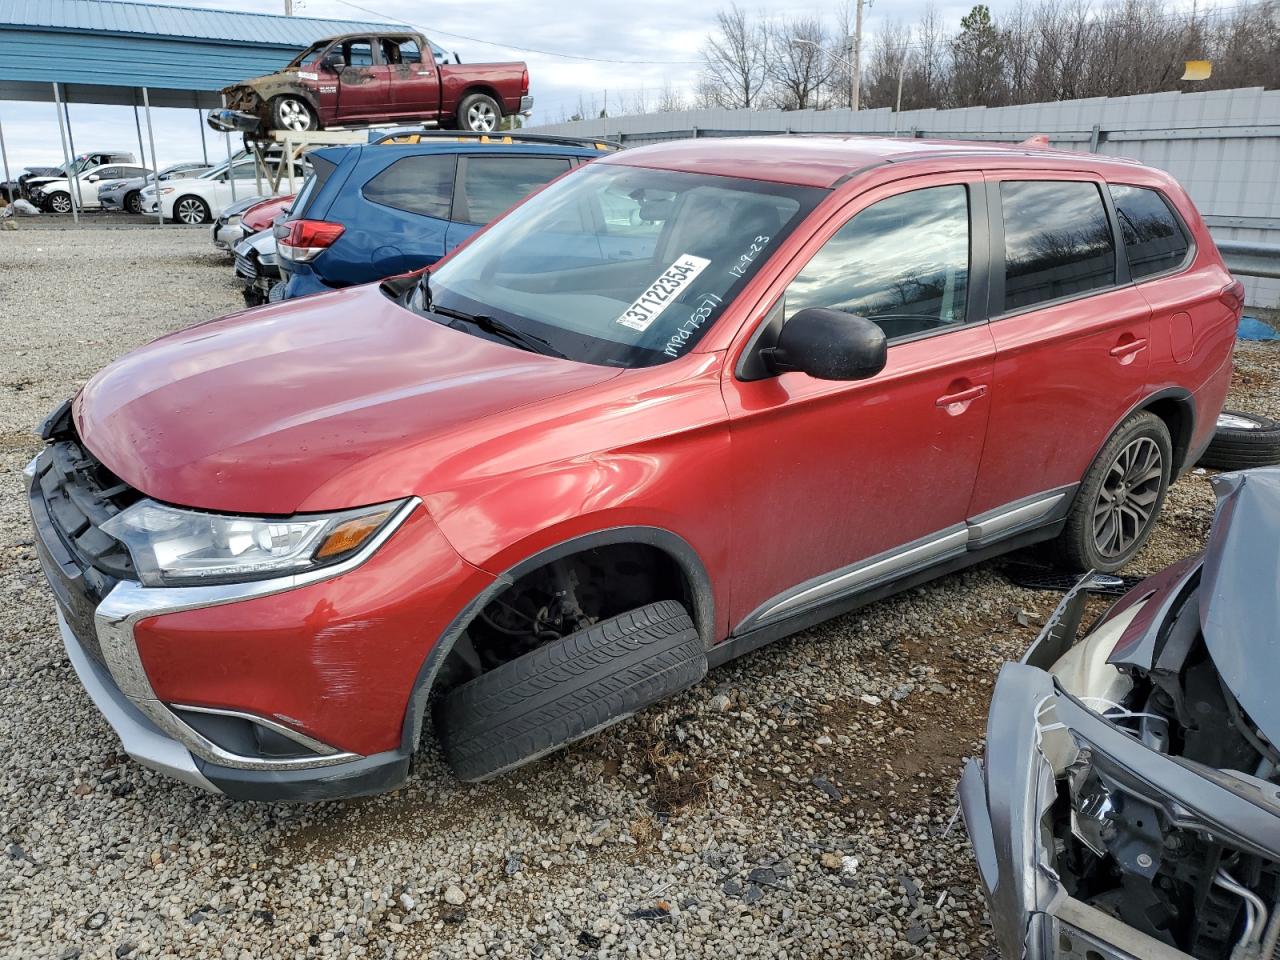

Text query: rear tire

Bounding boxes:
[1198,410,1280,470]
[436,600,705,782]
[457,92,501,132]
[1053,411,1172,573]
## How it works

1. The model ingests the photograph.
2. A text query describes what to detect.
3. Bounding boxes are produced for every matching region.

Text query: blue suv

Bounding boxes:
[275,133,616,299]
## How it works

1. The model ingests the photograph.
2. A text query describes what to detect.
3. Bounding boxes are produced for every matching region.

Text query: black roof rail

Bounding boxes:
[369,129,623,151]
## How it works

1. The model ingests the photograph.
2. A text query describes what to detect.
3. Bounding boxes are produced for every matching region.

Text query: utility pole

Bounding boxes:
[284,0,293,15]
[851,0,864,111]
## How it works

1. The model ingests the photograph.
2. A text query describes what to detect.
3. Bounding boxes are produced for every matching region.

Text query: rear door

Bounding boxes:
[381,37,439,116]
[969,173,1152,520]
[443,154,574,251]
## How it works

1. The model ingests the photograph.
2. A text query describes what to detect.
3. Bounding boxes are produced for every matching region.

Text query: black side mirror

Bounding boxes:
[322,52,345,73]
[765,308,887,381]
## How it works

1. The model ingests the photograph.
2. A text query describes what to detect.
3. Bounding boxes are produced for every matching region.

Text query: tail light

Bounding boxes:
[521,67,529,96]
[275,219,344,263]
[1219,279,1245,316]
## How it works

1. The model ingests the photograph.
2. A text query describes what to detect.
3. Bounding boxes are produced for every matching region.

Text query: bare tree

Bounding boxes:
[862,20,912,109]
[657,80,687,113]
[699,4,770,108]
[766,16,835,109]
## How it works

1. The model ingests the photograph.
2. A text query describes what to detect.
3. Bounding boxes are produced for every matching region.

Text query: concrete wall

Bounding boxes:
[529,87,1280,308]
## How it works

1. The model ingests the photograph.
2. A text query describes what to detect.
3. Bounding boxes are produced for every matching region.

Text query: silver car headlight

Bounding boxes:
[101,498,409,587]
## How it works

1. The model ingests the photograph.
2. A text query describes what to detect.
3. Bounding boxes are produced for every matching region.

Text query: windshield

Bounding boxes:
[418,164,823,367]
[287,41,327,68]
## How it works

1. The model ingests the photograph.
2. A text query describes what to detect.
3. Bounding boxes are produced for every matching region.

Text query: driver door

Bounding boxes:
[722,173,997,633]
[333,38,388,123]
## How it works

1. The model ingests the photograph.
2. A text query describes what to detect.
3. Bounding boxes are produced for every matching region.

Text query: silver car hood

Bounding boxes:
[1200,468,1280,748]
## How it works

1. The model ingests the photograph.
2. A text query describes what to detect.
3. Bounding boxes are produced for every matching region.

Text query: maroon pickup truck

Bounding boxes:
[210,32,532,136]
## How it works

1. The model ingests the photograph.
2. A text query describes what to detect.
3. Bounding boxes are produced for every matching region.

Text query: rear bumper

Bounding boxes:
[518,95,534,115]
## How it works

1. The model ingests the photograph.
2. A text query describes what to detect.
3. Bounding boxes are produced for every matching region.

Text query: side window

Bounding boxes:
[230,162,258,181]
[386,39,422,64]
[362,154,457,219]
[1109,184,1190,280]
[344,40,375,67]
[459,156,572,225]
[1000,180,1115,312]
[784,184,970,340]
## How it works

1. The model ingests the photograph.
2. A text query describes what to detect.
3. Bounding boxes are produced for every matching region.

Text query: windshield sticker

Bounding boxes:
[663,294,723,358]
[729,235,772,278]
[616,254,711,332]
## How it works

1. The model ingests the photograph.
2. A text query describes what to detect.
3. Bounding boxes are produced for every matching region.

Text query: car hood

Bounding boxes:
[75,284,620,515]
[1199,468,1280,748]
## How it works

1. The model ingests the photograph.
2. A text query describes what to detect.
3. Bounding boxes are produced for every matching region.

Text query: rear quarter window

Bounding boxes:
[1108,184,1191,279]
[999,180,1116,312]
[362,154,457,219]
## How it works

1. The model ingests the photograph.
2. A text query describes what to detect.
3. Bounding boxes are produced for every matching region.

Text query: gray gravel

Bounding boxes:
[2,225,1277,959]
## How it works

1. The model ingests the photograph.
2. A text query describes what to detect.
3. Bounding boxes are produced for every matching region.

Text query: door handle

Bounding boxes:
[1109,338,1148,359]
[935,384,988,409]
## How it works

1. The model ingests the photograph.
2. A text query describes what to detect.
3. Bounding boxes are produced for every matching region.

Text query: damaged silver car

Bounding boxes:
[961,468,1280,960]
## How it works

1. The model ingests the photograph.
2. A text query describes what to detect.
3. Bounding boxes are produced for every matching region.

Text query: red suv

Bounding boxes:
[27,137,1240,800]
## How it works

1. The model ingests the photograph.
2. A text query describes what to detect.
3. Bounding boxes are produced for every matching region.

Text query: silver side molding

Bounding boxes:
[740,485,1078,632]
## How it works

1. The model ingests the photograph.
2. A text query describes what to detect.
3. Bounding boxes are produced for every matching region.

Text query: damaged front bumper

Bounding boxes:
[208,109,262,135]
[959,576,1280,959]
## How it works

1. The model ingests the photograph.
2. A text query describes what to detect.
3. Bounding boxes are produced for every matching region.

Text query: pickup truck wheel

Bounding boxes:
[173,196,211,225]
[271,96,318,133]
[435,600,706,782]
[46,191,72,214]
[124,191,142,215]
[1054,411,1172,573]
[458,92,501,132]
[1197,410,1280,469]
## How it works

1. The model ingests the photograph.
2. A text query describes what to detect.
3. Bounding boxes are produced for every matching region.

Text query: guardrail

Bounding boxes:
[1218,240,1280,280]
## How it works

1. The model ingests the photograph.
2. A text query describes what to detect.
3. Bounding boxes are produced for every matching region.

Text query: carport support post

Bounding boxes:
[141,88,163,225]
[223,94,238,203]
[198,109,208,165]
[0,113,11,190]
[51,83,79,225]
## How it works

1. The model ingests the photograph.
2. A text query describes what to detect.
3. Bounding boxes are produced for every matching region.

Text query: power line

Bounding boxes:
[327,0,701,65]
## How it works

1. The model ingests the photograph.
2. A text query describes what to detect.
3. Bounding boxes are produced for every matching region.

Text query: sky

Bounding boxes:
[0,0,1202,175]
[0,0,996,175]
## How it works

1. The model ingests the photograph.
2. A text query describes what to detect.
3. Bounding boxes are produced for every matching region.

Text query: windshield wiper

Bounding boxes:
[431,304,567,359]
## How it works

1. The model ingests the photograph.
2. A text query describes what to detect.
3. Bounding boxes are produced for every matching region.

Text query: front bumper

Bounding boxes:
[140,197,159,214]
[27,447,418,800]
[212,218,246,251]
[208,109,261,134]
[959,576,1280,959]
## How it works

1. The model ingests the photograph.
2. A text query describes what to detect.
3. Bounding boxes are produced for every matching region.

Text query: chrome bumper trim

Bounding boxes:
[59,608,221,793]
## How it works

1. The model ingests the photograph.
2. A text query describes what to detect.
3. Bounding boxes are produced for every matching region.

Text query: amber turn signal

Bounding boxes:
[315,511,392,560]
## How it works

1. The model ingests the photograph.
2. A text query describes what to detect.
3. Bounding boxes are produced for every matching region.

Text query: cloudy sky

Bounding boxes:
[1,0,1015,174]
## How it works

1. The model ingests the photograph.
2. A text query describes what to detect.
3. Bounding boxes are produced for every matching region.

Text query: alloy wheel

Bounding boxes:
[1092,436,1163,559]
[278,98,313,132]
[49,193,72,214]
[176,198,206,224]
[467,102,497,132]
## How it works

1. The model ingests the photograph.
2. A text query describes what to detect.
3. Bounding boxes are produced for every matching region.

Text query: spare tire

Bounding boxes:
[1198,410,1280,470]
[436,600,705,782]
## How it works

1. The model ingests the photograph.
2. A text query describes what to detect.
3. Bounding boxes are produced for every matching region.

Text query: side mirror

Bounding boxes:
[322,52,345,73]
[87,175,99,183]
[766,308,887,381]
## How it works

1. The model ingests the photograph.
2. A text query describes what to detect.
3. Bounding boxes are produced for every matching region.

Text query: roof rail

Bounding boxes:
[369,129,623,151]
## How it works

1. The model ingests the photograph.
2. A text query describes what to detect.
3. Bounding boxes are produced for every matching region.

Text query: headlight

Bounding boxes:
[159,187,176,195]
[101,499,408,587]
[260,250,278,266]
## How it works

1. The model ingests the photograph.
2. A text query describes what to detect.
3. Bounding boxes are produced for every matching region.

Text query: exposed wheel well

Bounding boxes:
[459,86,504,112]
[431,542,695,697]
[1142,393,1195,473]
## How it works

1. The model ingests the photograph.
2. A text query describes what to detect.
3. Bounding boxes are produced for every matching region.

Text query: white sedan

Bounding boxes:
[31,161,151,213]
[141,157,306,224]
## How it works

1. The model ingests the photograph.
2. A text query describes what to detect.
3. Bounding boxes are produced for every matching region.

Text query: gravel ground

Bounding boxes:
[1,226,1277,960]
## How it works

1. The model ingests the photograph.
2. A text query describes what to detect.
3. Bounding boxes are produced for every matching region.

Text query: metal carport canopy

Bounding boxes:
[0,0,402,109]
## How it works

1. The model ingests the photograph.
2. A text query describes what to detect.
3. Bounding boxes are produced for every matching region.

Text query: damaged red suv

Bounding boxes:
[28,136,1240,800]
